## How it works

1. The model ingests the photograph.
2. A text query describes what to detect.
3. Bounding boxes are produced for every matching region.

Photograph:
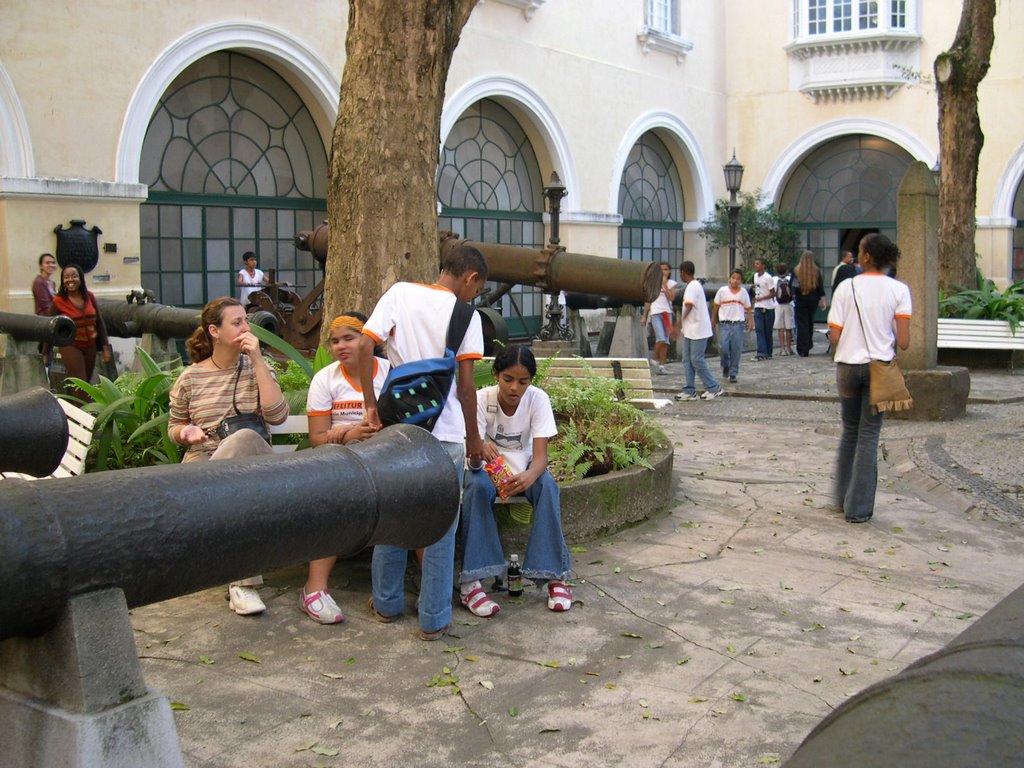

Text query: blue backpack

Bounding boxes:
[377,300,476,431]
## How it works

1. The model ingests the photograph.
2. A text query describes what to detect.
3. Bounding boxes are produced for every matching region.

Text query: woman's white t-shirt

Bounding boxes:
[827,274,912,364]
[649,279,678,315]
[476,384,557,475]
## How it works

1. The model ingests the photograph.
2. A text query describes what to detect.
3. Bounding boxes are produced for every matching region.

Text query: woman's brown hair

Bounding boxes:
[186,297,243,363]
[794,251,819,292]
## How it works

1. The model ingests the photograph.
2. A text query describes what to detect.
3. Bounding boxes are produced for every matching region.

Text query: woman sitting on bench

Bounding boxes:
[458,345,572,616]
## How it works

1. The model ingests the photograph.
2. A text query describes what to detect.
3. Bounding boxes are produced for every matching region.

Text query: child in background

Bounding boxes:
[300,312,391,624]
[458,345,572,616]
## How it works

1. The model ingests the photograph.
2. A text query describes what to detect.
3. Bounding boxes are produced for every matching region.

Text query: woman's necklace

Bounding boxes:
[209,354,234,370]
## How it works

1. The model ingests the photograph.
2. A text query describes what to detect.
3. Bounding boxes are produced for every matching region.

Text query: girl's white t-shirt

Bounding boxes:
[306,357,390,425]
[476,384,557,475]
[827,273,912,364]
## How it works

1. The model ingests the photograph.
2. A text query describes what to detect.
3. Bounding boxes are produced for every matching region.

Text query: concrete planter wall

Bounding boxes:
[496,439,675,549]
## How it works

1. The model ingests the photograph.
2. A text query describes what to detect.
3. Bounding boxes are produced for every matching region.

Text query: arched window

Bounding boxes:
[437,98,544,337]
[779,134,912,286]
[618,131,685,268]
[139,52,327,307]
[1011,180,1024,283]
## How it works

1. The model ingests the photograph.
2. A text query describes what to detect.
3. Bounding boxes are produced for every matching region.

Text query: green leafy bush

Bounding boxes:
[63,347,183,471]
[939,278,1024,334]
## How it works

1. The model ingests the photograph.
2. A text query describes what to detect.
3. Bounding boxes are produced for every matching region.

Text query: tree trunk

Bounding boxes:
[935,0,996,292]
[324,0,476,329]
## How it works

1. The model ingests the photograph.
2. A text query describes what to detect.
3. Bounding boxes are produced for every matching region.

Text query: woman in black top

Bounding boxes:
[792,251,827,357]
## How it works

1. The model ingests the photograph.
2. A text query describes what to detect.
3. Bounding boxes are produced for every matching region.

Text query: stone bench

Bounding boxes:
[536,356,671,410]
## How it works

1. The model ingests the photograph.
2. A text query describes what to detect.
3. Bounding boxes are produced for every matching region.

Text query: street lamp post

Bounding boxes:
[723,150,744,274]
[539,171,572,341]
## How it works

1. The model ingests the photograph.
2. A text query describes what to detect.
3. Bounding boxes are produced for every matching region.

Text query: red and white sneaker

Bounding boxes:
[300,588,345,624]
[547,581,572,612]
[460,580,500,617]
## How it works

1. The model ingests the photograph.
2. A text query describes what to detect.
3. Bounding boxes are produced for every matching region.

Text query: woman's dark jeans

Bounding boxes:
[834,362,884,522]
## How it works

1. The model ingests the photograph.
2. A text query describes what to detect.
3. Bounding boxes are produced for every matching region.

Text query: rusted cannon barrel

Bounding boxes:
[565,281,740,311]
[0,424,459,640]
[0,387,68,477]
[786,581,1024,767]
[294,227,661,305]
[441,234,661,305]
[98,299,201,339]
[0,310,76,347]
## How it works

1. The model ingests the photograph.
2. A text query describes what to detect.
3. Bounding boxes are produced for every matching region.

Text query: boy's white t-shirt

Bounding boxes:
[363,282,484,443]
[753,271,777,310]
[827,273,912,364]
[306,357,390,425]
[713,285,751,323]
[477,384,557,475]
[680,279,712,340]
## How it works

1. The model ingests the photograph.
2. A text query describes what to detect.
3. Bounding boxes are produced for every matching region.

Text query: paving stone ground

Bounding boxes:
[132,332,1024,767]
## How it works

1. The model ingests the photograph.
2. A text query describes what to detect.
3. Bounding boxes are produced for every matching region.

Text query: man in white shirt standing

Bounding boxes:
[751,258,776,360]
[236,252,268,306]
[674,260,722,401]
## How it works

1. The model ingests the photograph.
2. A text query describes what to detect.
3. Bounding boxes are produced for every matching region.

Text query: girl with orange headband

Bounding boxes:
[299,311,391,624]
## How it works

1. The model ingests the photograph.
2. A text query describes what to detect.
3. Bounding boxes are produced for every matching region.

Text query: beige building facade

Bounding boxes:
[1,1,1021,337]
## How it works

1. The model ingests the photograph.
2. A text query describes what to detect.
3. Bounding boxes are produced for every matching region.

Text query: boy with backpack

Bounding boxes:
[774,263,795,356]
[358,244,488,640]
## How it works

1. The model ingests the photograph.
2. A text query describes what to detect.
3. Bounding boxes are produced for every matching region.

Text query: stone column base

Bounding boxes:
[892,366,970,421]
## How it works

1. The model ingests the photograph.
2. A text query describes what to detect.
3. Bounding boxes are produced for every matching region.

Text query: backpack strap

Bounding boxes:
[445,300,476,354]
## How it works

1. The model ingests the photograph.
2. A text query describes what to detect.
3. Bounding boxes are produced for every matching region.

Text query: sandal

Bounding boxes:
[417,624,450,642]
[367,596,397,624]
[547,581,572,612]
[460,581,500,618]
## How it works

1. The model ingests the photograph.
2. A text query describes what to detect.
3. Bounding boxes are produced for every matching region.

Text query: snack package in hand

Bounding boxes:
[485,455,516,499]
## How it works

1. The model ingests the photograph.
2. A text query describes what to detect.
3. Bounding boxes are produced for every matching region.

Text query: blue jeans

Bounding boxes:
[371,440,464,633]
[754,308,775,357]
[459,466,570,583]
[834,363,884,522]
[718,322,744,378]
[681,336,720,396]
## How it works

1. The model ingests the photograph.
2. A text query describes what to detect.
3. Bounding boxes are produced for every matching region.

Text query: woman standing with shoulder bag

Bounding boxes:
[826,234,912,523]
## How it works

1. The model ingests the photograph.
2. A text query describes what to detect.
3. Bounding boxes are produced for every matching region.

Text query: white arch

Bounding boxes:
[442,76,579,211]
[992,141,1024,221]
[117,21,339,185]
[0,62,34,177]
[762,118,935,204]
[610,112,715,223]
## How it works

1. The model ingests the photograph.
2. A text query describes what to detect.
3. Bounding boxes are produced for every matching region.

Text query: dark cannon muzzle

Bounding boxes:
[0,387,69,477]
[0,424,460,640]
[98,299,201,339]
[0,311,76,347]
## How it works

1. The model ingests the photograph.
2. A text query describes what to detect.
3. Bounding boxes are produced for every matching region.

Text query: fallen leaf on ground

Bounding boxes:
[480,680,494,690]
[238,652,261,664]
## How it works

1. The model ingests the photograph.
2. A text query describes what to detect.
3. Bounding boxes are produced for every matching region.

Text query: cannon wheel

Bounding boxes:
[475,307,508,356]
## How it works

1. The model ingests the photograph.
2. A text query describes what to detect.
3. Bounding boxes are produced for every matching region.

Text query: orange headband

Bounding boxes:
[330,315,364,332]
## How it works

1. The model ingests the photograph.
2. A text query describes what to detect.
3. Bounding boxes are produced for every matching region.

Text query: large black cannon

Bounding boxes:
[0,386,69,477]
[0,310,76,347]
[98,298,280,340]
[785,581,1024,766]
[0,424,459,641]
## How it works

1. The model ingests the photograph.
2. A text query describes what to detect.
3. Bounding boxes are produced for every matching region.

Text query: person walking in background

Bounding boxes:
[674,261,722,401]
[774,263,795,356]
[236,252,268,306]
[792,251,827,357]
[641,262,678,374]
[751,259,776,361]
[831,250,854,290]
[827,234,911,524]
[32,253,58,316]
[832,251,859,293]
[712,269,753,384]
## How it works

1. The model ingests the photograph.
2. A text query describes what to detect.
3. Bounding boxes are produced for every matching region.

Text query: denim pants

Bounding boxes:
[834,363,884,522]
[371,440,464,633]
[681,336,720,396]
[718,322,744,378]
[459,465,570,584]
[754,308,775,357]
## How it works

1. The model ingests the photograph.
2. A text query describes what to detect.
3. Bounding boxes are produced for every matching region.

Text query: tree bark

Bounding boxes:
[324,0,476,328]
[935,0,997,292]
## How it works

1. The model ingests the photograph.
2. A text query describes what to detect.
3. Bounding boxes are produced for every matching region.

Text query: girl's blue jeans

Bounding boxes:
[459,465,571,584]
[834,363,884,522]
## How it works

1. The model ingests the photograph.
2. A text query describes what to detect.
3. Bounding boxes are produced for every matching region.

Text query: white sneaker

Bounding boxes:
[700,389,723,400]
[228,585,266,615]
[301,588,345,624]
[675,392,699,401]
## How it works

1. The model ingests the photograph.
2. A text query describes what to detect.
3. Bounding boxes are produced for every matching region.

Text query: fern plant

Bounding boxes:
[939,278,1024,334]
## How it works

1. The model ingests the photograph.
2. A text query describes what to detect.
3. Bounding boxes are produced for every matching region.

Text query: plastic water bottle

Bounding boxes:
[507,554,523,597]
